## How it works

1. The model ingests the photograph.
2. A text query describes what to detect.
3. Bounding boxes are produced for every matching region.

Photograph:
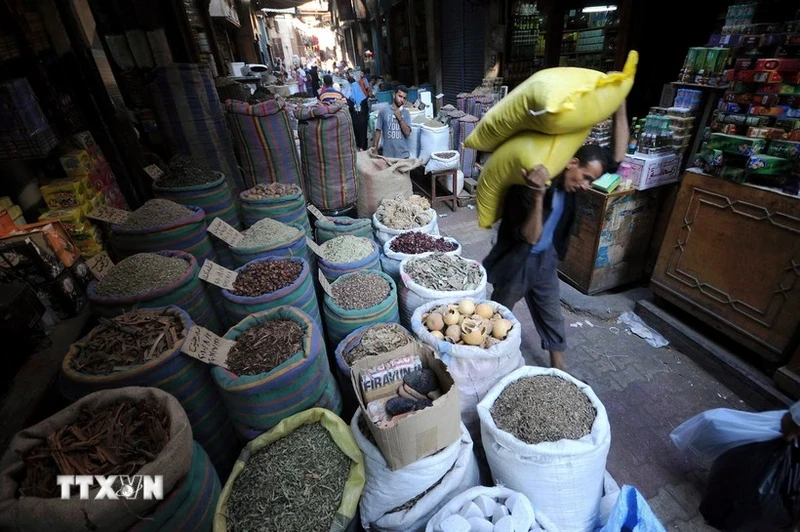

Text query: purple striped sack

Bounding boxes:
[225,99,303,189]
[458,115,480,179]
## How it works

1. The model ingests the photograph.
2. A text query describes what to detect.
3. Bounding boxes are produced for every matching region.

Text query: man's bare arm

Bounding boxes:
[612,103,629,164]
[372,129,382,150]
[519,165,550,245]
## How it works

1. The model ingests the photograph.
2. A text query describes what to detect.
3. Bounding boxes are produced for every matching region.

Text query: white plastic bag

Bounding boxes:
[372,208,440,247]
[419,121,450,164]
[381,235,462,282]
[398,256,487,327]
[437,170,464,196]
[425,486,560,532]
[424,151,460,174]
[411,297,524,438]
[599,470,621,528]
[352,410,480,532]
[478,367,611,532]
[669,408,785,468]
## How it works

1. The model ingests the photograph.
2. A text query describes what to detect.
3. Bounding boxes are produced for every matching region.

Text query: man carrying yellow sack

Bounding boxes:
[483,104,628,372]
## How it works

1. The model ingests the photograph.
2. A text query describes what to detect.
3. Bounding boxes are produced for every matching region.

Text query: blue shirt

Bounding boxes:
[530,189,565,254]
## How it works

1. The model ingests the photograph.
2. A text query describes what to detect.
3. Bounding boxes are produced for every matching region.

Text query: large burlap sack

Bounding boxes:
[0,387,192,532]
[356,149,421,219]
[465,51,639,151]
[478,367,612,532]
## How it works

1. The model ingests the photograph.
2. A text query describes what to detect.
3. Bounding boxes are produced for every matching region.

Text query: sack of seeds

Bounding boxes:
[214,408,365,532]
[398,254,487,328]
[352,409,480,532]
[322,271,401,350]
[0,387,216,532]
[477,367,612,532]
[423,150,460,174]
[318,236,381,283]
[229,219,310,268]
[221,257,321,330]
[212,306,338,441]
[58,306,239,479]
[316,216,375,245]
[410,298,524,439]
[381,233,462,282]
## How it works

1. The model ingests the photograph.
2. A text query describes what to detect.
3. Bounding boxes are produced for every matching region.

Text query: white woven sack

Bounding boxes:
[398,256,487,328]
[478,367,611,532]
[418,121,450,164]
[352,410,480,532]
[424,486,560,532]
[424,150,460,174]
[380,235,462,281]
[411,297,524,439]
[372,208,440,246]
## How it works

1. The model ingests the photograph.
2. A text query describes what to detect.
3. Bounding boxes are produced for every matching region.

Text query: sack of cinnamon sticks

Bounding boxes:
[0,387,193,532]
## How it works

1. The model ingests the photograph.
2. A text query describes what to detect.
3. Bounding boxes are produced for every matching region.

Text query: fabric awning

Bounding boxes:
[255,0,308,9]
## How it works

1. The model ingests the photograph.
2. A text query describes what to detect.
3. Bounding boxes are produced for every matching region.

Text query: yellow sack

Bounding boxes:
[476,129,591,228]
[214,408,366,532]
[466,51,639,152]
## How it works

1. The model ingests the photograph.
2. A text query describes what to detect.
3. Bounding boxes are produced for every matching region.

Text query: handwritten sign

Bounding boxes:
[86,205,130,225]
[181,326,233,368]
[307,204,329,223]
[207,217,244,247]
[143,164,165,181]
[85,252,114,281]
[306,237,323,257]
[198,259,238,290]
[318,269,334,298]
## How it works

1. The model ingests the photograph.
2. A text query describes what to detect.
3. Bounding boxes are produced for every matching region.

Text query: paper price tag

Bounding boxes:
[181,326,233,368]
[87,205,130,225]
[86,252,114,281]
[207,217,244,247]
[306,237,323,257]
[198,259,238,290]
[307,204,329,223]
[318,269,334,297]
[144,164,165,181]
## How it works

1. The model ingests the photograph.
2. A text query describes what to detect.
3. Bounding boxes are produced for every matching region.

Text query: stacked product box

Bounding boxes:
[59,131,129,210]
[0,196,26,227]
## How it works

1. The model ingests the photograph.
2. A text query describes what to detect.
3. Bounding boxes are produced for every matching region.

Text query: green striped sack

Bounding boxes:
[315,216,373,244]
[220,256,321,330]
[230,222,310,268]
[239,187,312,237]
[58,306,238,479]
[318,239,381,282]
[212,307,340,441]
[322,271,400,350]
[86,250,222,333]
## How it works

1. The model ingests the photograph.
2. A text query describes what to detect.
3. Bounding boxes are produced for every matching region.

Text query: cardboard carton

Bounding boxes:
[622,153,681,191]
[351,342,461,470]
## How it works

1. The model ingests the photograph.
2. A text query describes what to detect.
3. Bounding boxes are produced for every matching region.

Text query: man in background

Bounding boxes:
[372,85,411,158]
[318,74,347,105]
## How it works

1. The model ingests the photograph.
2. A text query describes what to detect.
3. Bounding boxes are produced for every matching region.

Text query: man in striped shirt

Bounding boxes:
[318,74,347,105]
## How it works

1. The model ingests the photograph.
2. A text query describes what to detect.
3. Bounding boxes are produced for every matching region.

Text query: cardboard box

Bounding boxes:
[59,150,93,177]
[707,133,766,156]
[755,58,800,72]
[753,71,800,85]
[621,153,681,191]
[351,342,461,470]
[746,154,792,175]
[767,140,800,160]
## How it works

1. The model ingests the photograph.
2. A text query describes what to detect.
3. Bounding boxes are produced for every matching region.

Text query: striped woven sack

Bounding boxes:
[296,102,358,211]
[58,306,238,479]
[230,222,310,268]
[131,442,221,531]
[225,99,303,190]
[313,378,344,418]
[212,307,334,441]
[220,257,321,330]
[86,250,221,333]
[239,188,311,236]
[318,238,381,282]
[148,64,243,193]
[153,172,242,269]
[315,216,374,244]
[458,115,480,179]
[322,271,401,350]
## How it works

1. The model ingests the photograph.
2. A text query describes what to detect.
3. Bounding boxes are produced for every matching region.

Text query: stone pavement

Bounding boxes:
[435,205,753,531]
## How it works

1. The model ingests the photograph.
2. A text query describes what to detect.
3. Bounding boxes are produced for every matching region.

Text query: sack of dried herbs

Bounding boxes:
[212,307,339,441]
[229,220,310,268]
[477,367,611,532]
[351,409,479,532]
[214,408,365,532]
[58,306,239,480]
[410,298,524,441]
[315,216,374,245]
[318,236,381,283]
[0,387,221,532]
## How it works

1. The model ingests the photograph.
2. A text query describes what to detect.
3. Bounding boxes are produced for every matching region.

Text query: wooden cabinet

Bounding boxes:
[651,172,800,364]
[558,185,666,295]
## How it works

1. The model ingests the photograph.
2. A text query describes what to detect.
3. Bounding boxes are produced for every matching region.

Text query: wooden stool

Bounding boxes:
[428,169,458,212]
